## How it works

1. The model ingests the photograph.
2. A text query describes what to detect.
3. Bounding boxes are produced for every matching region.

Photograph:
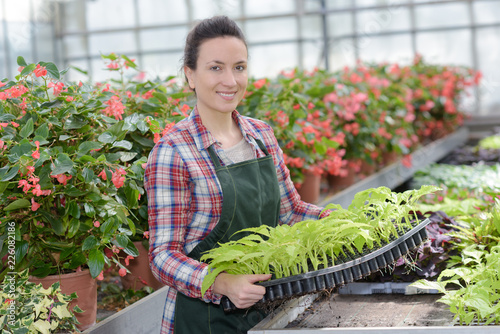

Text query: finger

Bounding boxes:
[247,274,272,284]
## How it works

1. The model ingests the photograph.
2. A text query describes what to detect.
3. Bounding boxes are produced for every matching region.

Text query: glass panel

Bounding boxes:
[301,15,322,39]
[63,36,88,59]
[86,0,135,30]
[356,6,411,33]
[66,59,91,83]
[325,0,353,10]
[358,34,413,64]
[246,17,297,43]
[355,0,410,7]
[302,40,326,70]
[244,0,295,17]
[415,29,472,67]
[248,43,298,79]
[329,38,356,71]
[60,1,87,33]
[6,22,32,69]
[192,0,241,20]
[328,12,353,37]
[138,0,188,26]
[476,27,500,115]
[88,31,137,56]
[415,3,469,29]
[473,0,500,25]
[34,24,54,62]
[0,22,6,79]
[4,0,31,22]
[140,26,189,52]
[141,52,184,81]
[304,0,322,12]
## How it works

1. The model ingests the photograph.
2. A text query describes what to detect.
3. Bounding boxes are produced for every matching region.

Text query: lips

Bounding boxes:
[217,91,237,100]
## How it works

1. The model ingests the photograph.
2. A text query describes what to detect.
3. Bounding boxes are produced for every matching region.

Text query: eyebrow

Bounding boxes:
[208,60,247,65]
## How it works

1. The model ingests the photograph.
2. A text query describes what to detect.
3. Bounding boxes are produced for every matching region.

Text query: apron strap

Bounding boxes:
[207,137,270,168]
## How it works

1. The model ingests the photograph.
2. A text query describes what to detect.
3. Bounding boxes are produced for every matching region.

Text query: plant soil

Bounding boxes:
[286,293,454,328]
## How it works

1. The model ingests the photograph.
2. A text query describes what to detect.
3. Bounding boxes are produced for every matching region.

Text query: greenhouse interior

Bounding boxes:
[1,0,500,333]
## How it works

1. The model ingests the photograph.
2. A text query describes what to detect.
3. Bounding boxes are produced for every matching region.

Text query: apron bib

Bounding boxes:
[174,139,280,334]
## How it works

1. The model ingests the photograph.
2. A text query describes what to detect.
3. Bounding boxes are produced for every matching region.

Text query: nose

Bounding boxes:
[222,70,237,87]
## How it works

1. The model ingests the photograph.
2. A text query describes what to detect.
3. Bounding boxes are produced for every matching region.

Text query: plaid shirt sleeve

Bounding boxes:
[144,138,220,304]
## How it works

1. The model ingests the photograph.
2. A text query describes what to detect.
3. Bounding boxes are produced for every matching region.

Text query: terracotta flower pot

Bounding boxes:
[297,171,321,204]
[29,269,97,331]
[121,241,164,291]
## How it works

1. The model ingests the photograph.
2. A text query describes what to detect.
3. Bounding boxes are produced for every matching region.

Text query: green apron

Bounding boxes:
[174,139,281,334]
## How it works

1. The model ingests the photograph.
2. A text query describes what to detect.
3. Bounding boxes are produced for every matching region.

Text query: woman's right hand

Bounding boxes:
[213,273,272,309]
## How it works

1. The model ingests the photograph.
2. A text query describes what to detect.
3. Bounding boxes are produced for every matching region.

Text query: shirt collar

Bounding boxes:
[189,106,260,151]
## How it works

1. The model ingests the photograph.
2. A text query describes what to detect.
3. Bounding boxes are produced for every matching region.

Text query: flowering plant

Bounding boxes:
[0,54,190,280]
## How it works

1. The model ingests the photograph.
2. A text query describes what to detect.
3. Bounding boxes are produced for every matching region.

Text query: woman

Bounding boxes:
[145,16,330,334]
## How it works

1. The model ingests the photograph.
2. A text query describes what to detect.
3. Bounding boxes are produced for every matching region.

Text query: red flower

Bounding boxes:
[97,271,104,281]
[124,255,134,266]
[31,141,40,160]
[51,173,72,185]
[111,168,126,189]
[93,221,100,228]
[102,95,125,120]
[48,82,65,96]
[118,268,127,277]
[31,198,40,211]
[253,78,267,89]
[143,231,149,239]
[34,64,47,77]
[98,169,107,180]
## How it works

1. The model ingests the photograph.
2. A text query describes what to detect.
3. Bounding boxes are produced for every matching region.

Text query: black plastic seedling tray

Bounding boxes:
[221,218,431,312]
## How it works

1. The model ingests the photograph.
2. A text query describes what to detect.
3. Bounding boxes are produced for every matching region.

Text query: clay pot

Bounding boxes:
[327,165,357,191]
[381,151,398,166]
[360,159,376,176]
[297,171,321,204]
[30,270,97,331]
[121,241,164,291]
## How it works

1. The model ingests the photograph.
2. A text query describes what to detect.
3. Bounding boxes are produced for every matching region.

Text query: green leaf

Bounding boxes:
[115,234,129,248]
[4,199,30,211]
[51,153,74,175]
[66,200,81,219]
[19,118,34,138]
[88,248,105,278]
[1,165,19,181]
[120,152,137,162]
[64,115,88,130]
[122,239,139,257]
[0,181,8,194]
[67,218,80,238]
[112,140,133,150]
[20,63,36,77]
[34,123,49,139]
[98,132,117,144]
[39,61,60,79]
[82,167,95,183]
[17,56,28,67]
[82,235,97,251]
[15,240,29,265]
[78,141,103,154]
[84,202,96,217]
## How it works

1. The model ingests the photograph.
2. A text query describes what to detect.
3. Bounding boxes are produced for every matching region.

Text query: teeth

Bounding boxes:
[219,92,235,97]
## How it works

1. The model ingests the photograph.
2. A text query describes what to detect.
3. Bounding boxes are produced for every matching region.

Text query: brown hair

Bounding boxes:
[183,15,247,72]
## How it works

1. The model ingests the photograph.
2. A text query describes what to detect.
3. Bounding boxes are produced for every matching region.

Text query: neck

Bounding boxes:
[198,108,242,148]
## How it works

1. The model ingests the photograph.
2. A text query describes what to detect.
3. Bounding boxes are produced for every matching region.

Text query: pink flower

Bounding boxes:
[18,66,24,73]
[0,139,4,150]
[118,268,127,277]
[66,96,74,102]
[98,169,107,180]
[11,121,19,128]
[18,180,32,193]
[124,255,134,266]
[102,95,125,120]
[401,155,412,168]
[48,82,65,96]
[31,198,40,211]
[97,271,104,281]
[93,221,100,228]
[51,173,72,185]
[34,64,47,77]
[111,168,126,189]
[31,141,40,160]
[253,78,267,89]
[143,231,149,239]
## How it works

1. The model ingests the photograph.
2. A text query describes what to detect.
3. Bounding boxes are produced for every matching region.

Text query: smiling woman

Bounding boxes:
[144,15,330,334]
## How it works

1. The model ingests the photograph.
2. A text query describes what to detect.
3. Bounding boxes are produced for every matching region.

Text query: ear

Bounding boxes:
[184,66,195,90]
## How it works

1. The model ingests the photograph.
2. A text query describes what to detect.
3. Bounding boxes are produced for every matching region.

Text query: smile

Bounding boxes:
[217,92,236,98]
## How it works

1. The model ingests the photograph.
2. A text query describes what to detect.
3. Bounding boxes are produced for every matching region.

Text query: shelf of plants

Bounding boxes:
[318,127,469,209]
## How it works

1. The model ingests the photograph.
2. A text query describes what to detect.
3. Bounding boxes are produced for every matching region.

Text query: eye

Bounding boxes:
[210,65,221,71]
[235,65,246,71]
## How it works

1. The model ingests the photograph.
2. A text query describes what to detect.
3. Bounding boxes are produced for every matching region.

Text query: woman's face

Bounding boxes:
[185,36,248,116]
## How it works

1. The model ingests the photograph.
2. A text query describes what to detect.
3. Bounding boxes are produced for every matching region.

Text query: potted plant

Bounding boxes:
[0,55,183,328]
[1,269,79,333]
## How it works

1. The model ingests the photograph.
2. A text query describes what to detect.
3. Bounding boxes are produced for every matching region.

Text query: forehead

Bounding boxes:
[197,36,248,63]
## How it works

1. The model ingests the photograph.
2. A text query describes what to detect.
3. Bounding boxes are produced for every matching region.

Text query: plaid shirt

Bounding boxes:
[144,108,329,333]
